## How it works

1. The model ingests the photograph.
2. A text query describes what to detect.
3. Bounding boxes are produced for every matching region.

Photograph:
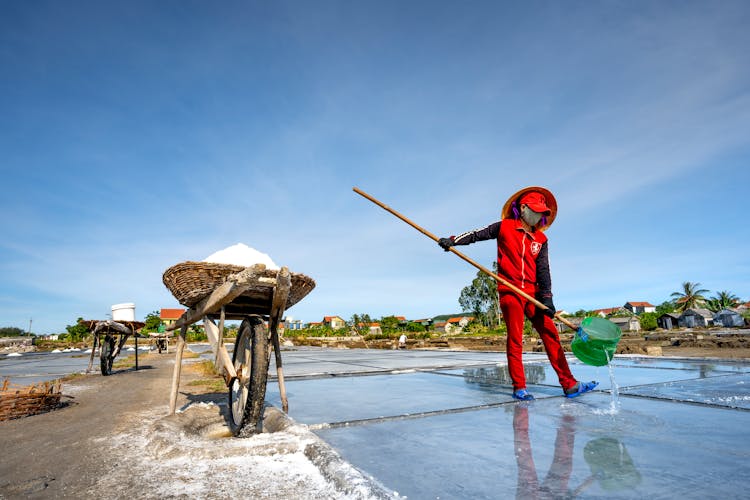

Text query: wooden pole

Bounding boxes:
[269,267,291,413]
[86,333,98,373]
[216,306,225,375]
[203,317,237,380]
[134,331,139,371]
[352,186,579,332]
[168,325,188,415]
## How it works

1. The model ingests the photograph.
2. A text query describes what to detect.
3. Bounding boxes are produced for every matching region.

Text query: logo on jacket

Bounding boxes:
[530,242,542,255]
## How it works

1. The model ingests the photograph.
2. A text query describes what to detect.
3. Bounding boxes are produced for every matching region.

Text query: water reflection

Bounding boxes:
[512,405,641,498]
[463,365,547,387]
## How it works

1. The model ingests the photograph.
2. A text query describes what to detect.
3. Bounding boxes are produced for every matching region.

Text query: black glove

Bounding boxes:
[438,237,455,251]
[537,295,556,318]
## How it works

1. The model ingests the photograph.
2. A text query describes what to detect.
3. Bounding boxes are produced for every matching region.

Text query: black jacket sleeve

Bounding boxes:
[535,241,552,298]
[451,222,501,245]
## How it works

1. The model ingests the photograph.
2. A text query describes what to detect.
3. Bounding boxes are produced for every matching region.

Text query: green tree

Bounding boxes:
[0,326,26,337]
[379,316,401,332]
[458,263,500,328]
[573,310,598,318]
[670,281,709,312]
[143,310,162,333]
[705,290,741,312]
[639,312,658,331]
[405,321,426,332]
[655,301,676,315]
[349,313,373,335]
[65,318,91,342]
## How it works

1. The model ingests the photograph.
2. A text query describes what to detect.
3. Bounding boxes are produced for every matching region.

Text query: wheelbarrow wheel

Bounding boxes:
[100,335,115,376]
[229,316,270,437]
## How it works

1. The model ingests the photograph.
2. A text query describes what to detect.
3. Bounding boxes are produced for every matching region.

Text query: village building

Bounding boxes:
[322,316,346,330]
[624,301,656,314]
[441,316,474,334]
[366,322,382,335]
[657,312,681,330]
[593,307,629,317]
[713,309,745,328]
[678,308,714,328]
[283,317,304,331]
[609,316,641,332]
[160,308,185,329]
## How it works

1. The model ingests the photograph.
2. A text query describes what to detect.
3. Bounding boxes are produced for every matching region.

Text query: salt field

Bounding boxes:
[263,348,750,499]
[3,346,749,498]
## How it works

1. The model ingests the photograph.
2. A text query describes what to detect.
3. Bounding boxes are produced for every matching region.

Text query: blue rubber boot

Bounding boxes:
[513,389,535,401]
[564,381,599,398]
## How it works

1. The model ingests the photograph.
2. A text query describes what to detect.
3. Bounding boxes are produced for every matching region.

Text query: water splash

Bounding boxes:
[605,349,621,413]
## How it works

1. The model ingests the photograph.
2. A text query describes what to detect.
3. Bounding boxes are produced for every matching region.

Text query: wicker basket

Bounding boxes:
[0,379,63,421]
[162,261,315,309]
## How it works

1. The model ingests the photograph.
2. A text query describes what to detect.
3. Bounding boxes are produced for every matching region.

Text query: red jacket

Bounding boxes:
[452,219,552,297]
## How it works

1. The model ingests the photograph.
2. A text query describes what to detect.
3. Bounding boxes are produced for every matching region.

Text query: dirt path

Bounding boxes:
[0,353,385,500]
[0,354,173,497]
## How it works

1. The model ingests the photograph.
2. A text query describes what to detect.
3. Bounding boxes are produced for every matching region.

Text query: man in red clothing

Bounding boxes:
[439,186,597,401]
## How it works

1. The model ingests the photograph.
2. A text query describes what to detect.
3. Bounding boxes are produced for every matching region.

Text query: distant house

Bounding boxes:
[307,321,323,329]
[411,318,434,328]
[657,313,680,330]
[609,316,641,332]
[323,316,346,330]
[283,317,304,331]
[624,302,656,314]
[678,308,714,328]
[160,308,185,329]
[713,309,745,328]
[444,316,474,334]
[593,307,630,317]
[433,321,448,333]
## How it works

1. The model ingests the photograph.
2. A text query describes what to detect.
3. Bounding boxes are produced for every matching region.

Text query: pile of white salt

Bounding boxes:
[202,243,279,270]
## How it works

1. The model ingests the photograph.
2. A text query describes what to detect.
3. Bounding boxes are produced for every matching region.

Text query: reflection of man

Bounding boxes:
[512,405,642,498]
[513,405,575,499]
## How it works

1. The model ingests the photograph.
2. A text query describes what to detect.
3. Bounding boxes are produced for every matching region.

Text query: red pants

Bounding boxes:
[499,293,577,391]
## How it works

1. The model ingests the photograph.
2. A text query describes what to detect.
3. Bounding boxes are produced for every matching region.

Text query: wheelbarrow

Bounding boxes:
[82,319,146,376]
[162,262,315,437]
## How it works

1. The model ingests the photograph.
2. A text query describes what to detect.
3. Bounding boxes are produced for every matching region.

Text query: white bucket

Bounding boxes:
[112,303,136,322]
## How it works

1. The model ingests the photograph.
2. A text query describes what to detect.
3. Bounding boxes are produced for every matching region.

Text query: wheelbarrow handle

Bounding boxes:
[352,187,579,332]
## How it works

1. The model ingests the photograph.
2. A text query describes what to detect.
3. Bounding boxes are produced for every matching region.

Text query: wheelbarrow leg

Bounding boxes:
[169,325,188,415]
[86,333,98,374]
[270,328,288,413]
[268,267,291,413]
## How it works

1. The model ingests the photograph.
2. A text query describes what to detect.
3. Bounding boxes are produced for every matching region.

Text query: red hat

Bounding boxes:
[501,186,558,231]
[519,191,551,215]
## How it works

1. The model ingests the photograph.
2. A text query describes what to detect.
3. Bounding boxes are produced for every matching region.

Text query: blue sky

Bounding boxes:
[2,1,749,334]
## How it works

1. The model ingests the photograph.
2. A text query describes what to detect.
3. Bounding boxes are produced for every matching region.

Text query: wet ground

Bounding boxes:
[262,348,750,499]
[0,347,152,385]
[3,346,749,499]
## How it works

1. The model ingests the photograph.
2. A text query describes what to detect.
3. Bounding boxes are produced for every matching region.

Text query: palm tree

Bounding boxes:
[670,281,709,312]
[705,290,741,312]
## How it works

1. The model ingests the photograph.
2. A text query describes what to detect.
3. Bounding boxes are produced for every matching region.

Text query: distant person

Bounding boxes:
[438,186,597,400]
[398,334,407,349]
